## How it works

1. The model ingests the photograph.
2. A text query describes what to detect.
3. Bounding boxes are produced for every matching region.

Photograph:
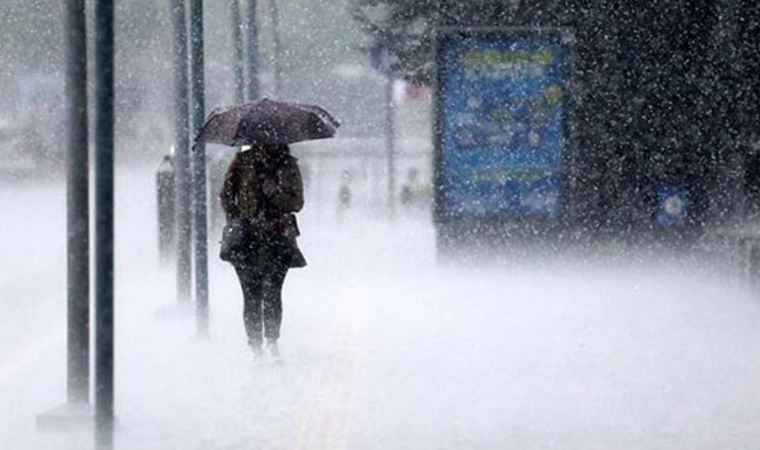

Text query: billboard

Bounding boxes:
[435,29,567,220]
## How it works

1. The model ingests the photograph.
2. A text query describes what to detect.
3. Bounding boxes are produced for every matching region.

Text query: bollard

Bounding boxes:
[156,154,176,265]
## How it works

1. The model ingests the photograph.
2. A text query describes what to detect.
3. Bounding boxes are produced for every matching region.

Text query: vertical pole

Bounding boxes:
[720,0,742,219]
[385,72,396,216]
[190,0,209,336]
[65,0,89,405]
[269,0,282,96]
[172,0,193,303]
[94,0,115,447]
[706,0,740,222]
[245,0,259,100]
[230,0,245,104]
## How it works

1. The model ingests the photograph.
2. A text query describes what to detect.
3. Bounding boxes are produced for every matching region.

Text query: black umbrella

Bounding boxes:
[195,98,340,147]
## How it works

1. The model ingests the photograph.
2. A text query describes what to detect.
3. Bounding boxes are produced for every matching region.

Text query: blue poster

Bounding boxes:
[439,34,565,218]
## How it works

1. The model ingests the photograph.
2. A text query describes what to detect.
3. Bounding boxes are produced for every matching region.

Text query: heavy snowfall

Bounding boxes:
[3,0,760,449]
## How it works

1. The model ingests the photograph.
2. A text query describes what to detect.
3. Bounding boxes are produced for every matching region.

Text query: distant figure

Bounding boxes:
[219,144,306,359]
[338,169,352,209]
[400,168,420,206]
[399,168,432,210]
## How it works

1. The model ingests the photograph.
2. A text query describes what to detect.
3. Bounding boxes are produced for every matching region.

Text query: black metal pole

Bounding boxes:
[269,0,282,96]
[94,0,115,447]
[172,0,193,303]
[65,0,89,406]
[190,0,209,336]
[230,0,245,104]
[245,0,259,100]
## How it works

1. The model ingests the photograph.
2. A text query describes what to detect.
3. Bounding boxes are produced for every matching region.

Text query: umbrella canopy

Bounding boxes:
[195,98,340,147]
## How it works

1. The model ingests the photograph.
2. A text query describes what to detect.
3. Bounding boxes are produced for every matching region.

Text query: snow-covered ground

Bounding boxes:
[2,164,760,450]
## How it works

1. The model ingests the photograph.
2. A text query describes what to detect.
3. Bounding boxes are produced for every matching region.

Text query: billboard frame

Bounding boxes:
[432,26,579,246]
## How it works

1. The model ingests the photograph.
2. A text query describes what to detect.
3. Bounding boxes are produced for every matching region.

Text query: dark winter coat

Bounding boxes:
[220,147,306,269]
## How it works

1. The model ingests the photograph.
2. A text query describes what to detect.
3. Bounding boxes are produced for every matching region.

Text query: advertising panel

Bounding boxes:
[436,30,566,219]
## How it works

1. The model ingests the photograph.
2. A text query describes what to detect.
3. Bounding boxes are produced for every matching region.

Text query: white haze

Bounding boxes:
[1,164,760,450]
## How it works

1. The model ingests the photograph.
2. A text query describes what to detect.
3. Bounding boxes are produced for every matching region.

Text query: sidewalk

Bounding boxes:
[0,167,438,449]
[4,167,760,449]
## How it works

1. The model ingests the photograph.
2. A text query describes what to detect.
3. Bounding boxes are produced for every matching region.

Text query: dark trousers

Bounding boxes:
[234,264,288,347]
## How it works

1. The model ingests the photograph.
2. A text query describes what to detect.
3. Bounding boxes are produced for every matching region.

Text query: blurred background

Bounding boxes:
[0,0,428,161]
[2,0,760,240]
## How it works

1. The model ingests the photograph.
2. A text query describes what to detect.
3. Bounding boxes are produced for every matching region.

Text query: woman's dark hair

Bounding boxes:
[272,144,290,154]
[245,144,290,159]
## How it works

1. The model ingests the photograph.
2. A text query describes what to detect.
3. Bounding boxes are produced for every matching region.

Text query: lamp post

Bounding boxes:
[245,0,260,99]
[190,0,209,336]
[269,0,282,95]
[230,0,245,103]
[171,0,193,304]
[93,0,115,446]
[65,0,90,406]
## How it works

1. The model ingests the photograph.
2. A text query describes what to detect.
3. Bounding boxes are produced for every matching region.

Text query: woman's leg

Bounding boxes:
[235,265,264,349]
[262,266,288,345]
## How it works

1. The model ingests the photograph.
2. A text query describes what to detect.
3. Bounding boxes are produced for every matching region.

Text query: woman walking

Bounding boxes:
[220,144,306,358]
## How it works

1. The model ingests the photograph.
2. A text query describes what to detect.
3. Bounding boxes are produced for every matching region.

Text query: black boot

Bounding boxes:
[249,339,264,359]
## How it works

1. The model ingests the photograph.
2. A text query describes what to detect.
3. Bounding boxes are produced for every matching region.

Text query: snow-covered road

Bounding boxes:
[2,165,760,450]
